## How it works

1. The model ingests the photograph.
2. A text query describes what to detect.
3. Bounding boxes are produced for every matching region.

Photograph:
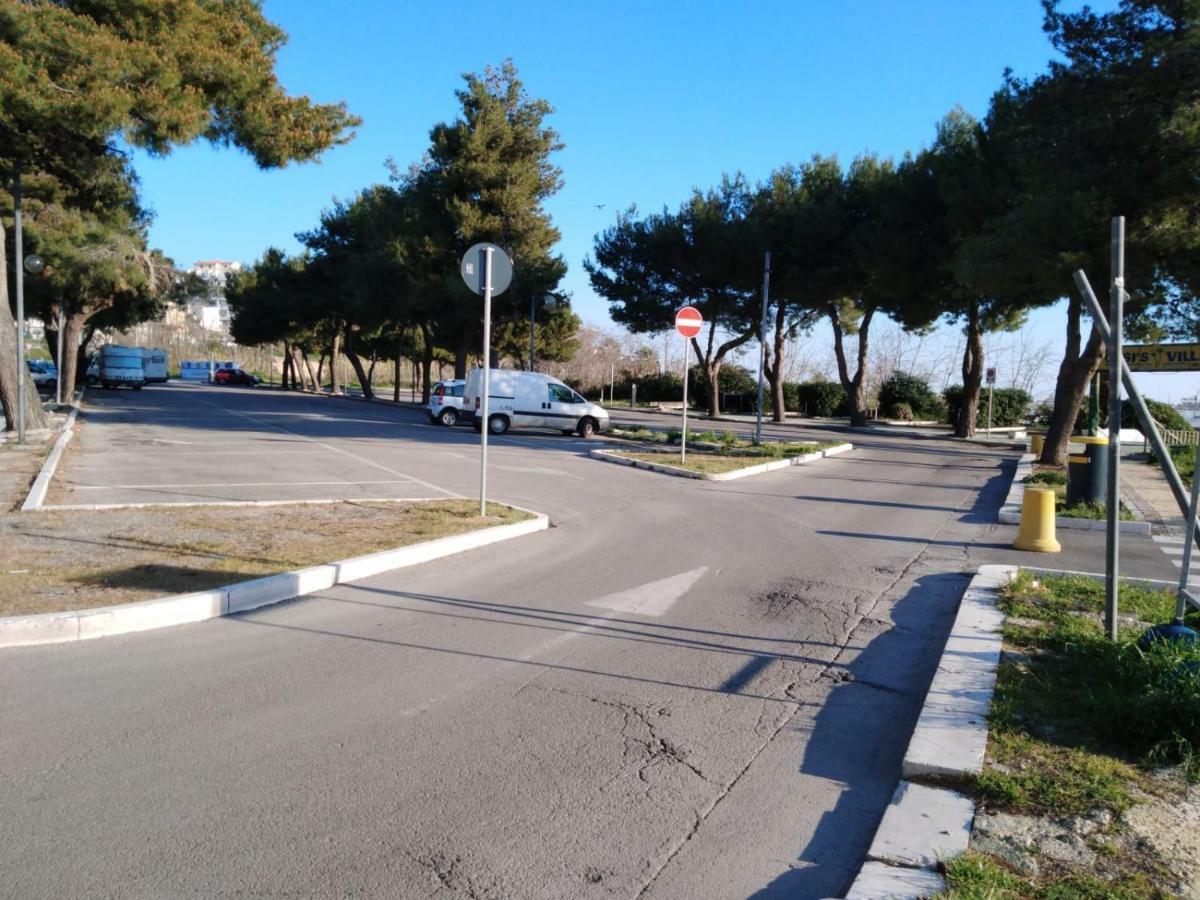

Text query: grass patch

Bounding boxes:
[1055,497,1136,521]
[939,570,1200,897]
[0,500,530,617]
[940,852,1165,899]
[1024,470,1067,486]
[609,444,832,475]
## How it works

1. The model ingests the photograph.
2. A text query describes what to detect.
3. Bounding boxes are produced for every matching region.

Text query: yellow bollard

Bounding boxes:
[1030,433,1045,456]
[1013,485,1061,553]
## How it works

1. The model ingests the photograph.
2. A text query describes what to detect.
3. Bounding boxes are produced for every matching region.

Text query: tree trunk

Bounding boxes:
[393,353,401,403]
[768,302,787,422]
[300,349,319,392]
[280,342,293,389]
[829,304,875,426]
[0,217,50,432]
[60,311,88,396]
[315,353,326,389]
[956,304,984,438]
[330,331,341,395]
[1042,293,1104,465]
[421,324,435,404]
[345,349,373,398]
[454,332,470,380]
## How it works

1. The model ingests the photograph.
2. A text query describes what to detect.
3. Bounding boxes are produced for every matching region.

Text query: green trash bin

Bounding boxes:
[1067,435,1108,506]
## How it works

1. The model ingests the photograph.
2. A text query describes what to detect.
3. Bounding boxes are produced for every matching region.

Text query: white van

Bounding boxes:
[463,368,609,437]
[140,347,169,383]
[99,344,146,390]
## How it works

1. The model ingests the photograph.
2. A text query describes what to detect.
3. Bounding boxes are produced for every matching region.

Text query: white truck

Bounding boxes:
[462,368,609,437]
[140,347,169,383]
[99,344,146,390]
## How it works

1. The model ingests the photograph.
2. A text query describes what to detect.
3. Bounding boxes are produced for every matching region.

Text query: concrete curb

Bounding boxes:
[997,452,1152,536]
[20,389,85,512]
[0,508,549,649]
[588,442,853,482]
[842,564,1015,899]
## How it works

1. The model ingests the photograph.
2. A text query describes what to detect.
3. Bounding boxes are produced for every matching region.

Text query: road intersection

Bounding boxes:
[1,383,1181,898]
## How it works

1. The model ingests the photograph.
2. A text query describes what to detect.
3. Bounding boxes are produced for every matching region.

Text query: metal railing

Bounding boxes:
[1148,417,1200,449]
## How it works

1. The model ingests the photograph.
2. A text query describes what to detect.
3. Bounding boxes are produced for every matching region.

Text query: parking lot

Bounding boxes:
[48,381,604,509]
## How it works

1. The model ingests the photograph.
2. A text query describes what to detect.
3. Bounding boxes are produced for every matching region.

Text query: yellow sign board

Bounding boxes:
[1124,344,1200,372]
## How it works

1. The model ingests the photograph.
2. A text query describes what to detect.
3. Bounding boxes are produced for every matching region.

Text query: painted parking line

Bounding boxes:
[71,479,419,490]
[187,394,462,500]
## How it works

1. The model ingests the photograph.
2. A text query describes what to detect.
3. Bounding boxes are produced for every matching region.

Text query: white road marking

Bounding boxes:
[188,395,463,499]
[72,479,417,490]
[585,567,709,617]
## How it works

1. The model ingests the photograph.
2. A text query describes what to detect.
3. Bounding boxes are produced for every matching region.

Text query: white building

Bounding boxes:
[185,259,240,335]
[187,259,243,284]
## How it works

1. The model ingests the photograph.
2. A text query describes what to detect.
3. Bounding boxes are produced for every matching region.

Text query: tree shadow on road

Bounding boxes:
[747,570,969,900]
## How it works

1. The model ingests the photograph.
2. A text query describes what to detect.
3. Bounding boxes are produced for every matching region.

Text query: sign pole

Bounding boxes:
[1105,216,1124,641]
[987,383,994,439]
[755,250,770,446]
[681,335,689,465]
[480,246,493,517]
[14,168,26,445]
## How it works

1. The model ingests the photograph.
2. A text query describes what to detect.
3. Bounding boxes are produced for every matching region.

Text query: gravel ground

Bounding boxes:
[1,446,527,618]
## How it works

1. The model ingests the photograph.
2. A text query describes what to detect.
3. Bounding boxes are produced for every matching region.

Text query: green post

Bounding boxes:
[1087,371,1101,436]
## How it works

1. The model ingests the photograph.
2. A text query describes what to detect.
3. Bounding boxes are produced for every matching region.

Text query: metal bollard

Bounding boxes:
[1013,486,1061,553]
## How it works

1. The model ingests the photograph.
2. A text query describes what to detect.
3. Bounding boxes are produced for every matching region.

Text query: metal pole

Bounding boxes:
[14,169,26,444]
[681,336,689,465]
[610,363,614,409]
[55,308,64,405]
[987,383,994,440]
[755,250,770,445]
[1176,442,1200,622]
[530,290,536,372]
[480,246,493,516]
[1105,216,1124,641]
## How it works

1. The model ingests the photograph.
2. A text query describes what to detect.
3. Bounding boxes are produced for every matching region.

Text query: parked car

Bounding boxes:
[27,359,58,390]
[213,367,259,386]
[462,368,609,437]
[99,344,145,390]
[428,379,465,426]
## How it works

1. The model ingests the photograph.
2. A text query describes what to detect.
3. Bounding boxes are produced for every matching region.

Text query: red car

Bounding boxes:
[213,367,259,386]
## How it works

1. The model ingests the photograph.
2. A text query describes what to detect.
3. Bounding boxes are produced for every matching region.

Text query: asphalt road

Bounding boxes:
[1,384,1180,899]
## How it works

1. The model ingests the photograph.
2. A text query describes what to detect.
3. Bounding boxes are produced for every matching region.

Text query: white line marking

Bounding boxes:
[72,479,416,490]
[585,567,709,617]
[36,496,448,511]
[188,395,462,499]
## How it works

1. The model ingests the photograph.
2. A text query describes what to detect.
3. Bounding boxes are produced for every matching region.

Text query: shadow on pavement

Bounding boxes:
[749,570,968,899]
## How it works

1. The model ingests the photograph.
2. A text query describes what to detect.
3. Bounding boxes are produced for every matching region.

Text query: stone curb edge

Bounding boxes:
[841,564,1017,899]
[20,390,85,512]
[0,508,549,650]
[588,442,853,481]
[997,452,1151,536]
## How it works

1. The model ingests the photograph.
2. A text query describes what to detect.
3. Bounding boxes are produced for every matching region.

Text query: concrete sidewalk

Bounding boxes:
[1121,449,1187,534]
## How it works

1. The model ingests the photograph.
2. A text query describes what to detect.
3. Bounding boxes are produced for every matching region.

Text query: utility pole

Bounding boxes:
[755,251,770,445]
[13,168,26,444]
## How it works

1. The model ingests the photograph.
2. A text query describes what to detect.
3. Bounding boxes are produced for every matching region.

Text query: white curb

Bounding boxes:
[20,392,84,512]
[841,565,1014,899]
[998,452,1151,536]
[0,509,549,649]
[589,442,853,482]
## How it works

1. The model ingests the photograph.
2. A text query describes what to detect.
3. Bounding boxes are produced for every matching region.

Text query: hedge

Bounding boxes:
[944,384,1030,428]
[878,371,946,420]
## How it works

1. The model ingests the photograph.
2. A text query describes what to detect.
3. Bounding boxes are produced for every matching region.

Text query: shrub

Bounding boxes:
[1024,470,1067,486]
[878,371,944,420]
[609,372,683,404]
[1123,396,1192,433]
[687,364,757,412]
[785,380,848,417]
[944,384,1031,428]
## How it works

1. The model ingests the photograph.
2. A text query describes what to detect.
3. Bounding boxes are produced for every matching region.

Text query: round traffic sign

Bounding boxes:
[675,305,703,338]
[460,243,513,297]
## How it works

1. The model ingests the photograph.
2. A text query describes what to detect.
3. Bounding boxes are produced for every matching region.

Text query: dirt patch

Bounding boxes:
[1,458,530,617]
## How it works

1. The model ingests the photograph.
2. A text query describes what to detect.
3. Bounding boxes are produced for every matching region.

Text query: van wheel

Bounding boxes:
[577,417,597,438]
[439,408,459,426]
[489,415,510,436]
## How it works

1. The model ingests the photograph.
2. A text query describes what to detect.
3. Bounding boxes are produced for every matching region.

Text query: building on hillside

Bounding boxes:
[188,259,243,284]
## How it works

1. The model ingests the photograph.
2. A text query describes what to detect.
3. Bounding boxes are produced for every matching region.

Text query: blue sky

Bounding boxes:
[131,0,1192,399]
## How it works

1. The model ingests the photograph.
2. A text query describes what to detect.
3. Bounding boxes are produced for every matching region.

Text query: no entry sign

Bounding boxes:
[675,306,703,338]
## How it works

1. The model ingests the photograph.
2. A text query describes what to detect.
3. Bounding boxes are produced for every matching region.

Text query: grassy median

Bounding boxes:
[1,487,529,617]
[939,571,1200,898]
[608,440,838,476]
